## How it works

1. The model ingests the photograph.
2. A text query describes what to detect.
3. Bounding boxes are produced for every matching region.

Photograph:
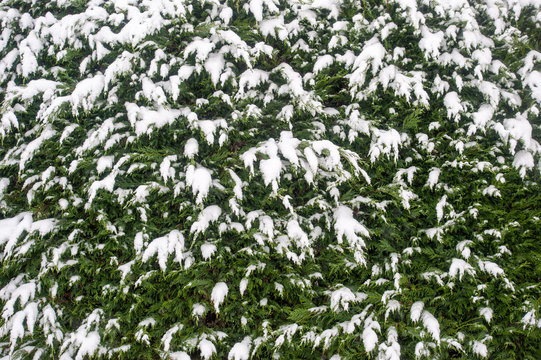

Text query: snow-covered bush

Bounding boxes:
[1,0,540,359]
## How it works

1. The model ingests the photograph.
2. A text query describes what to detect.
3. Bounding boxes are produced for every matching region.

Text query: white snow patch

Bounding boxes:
[334,206,369,264]
[142,230,184,271]
[96,156,114,174]
[184,138,199,159]
[362,318,380,352]
[443,92,463,121]
[314,55,334,74]
[512,150,534,178]
[198,338,217,360]
[524,70,541,103]
[75,331,100,360]
[472,341,488,358]
[211,282,228,313]
[190,205,222,236]
[449,258,476,281]
[410,301,424,323]
[419,27,444,59]
[201,243,217,260]
[426,168,440,189]
[228,337,251,360]
[186,165,212,204]
[170,352,191,360]
[479,307,493,323]
[205,52,225,86]
[192,303,206,318]
[421,310,440,343]
[330,286,356,312]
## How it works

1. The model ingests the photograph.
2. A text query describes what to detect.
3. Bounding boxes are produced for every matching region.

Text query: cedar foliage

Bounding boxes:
[0,0,540,359]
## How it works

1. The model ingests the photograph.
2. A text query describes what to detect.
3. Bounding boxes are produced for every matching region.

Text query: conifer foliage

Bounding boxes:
[1,0,541,358]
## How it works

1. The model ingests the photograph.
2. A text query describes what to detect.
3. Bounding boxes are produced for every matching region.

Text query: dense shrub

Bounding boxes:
[0,0,540,359]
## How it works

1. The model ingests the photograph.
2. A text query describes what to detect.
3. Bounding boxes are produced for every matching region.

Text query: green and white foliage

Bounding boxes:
[0,0,540,358]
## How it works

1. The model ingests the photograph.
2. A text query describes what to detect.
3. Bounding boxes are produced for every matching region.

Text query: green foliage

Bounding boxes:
[0,0,540,359]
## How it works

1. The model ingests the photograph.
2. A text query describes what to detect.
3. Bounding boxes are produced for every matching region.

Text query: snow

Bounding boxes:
[0,178,9,198]
[75,331,100,360]
[239,278,248,296]
[192,303,206,318]
[385,300,401,321]
[410,301,424,323]
[19,125,56,171]
[313,55,334,74]
[211,282,228,313]
[229,170,244,200]
[422,310,440,343]
[278,131,300,166]
[419,27,444,59]
[472,341,488,357]
[186,165,213,204]
[9,310,27,350]
[399,188,417,210]
[103,50,133,83]
[512,150,534,178]
[125,103,183,136]
[426,168,440,189]
[312,140,341,169]
[205,53,225,86]
[449,258,476,281]
[260,155,282,193]
[238,69,269,94]
[170,352,191,360]
[142,230,185,271]
[178,65,195,80]
[0,212,56,260]
[456,240,472,259]
[482,185,501,198]
[198,338,216,360]
[71,75,105,115]
[334,206,369,256]
[20,45,38,78]
[160,155,177,183]
[86,171,117,207]
[479,307,493,323]
[201,243,217,260]
[228,337,251,360]
[435,195,447,223]
[470,104,494,135]
[287,219,309,249]
[312,0,342,19]
[304,147,319,174]
[0,111,18,137]
[524,70,541,103]
[162,324,183,352]
[377,326,400,360]
[503,115,533,153]
[185,38,215,62]
[96,156,114,174]
[362,323,379,352]
[350,37,386,91]
[369,129,401,163]
[0,213,32,250]
[249,0,264,21]
[520,309,539,329]
[443,92,463,121]
[414,341,431,358]
[190,205,222,236]
[478,260,504,278]
[329,286,356,312]
[220,7,233,24]
[184,138,199,159]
